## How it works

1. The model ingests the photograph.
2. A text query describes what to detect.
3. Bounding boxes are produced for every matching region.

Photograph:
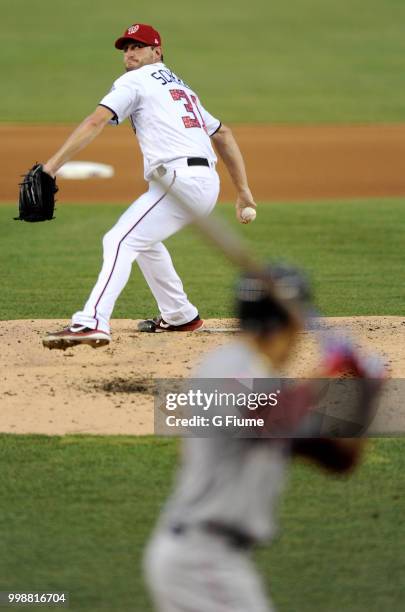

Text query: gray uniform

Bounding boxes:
[144,340,290,612]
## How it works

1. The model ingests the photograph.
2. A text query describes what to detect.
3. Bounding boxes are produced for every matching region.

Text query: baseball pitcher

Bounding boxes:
[38,23,256,350]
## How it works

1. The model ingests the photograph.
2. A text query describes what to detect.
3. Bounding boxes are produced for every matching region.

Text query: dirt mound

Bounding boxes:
[1,317,404,435]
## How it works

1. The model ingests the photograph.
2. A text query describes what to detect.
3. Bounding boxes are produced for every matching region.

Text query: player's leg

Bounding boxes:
[144,529,274,612]
[136,168,220,330]
[72,170,219,333]
[136,242,198,326]
[43,169,219,348]
[42,182,171,349]
[69,182,179,333]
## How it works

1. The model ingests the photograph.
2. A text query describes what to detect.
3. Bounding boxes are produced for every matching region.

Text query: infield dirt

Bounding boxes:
[2,124,405,202]
[1,317,404,435]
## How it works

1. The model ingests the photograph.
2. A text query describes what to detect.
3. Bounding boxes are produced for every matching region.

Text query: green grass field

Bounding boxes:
[2,198,405,610]
[1,436,404,611]
[1,198,404,320]
[2,0,405,123]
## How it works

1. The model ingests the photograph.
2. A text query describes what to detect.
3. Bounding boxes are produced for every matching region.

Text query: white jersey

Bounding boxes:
[99,62,221,180]
[159,340,290,543]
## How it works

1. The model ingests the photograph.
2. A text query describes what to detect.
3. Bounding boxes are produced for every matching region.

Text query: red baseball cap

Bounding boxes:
[114,23,162,50]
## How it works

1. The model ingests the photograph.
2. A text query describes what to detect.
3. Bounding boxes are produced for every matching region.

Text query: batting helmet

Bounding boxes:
[236,262,312,334]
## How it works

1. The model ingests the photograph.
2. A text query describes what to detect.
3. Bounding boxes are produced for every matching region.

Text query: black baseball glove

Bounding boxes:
[15,163,58,222]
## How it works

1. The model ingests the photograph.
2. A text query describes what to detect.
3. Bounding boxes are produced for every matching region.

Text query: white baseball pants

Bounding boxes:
[144,529,274,612]
[72,164,220,333]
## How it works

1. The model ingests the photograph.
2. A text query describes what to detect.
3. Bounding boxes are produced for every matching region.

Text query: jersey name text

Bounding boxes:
[151,69,191,89]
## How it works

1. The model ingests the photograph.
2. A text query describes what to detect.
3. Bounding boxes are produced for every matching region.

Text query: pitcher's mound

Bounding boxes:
[1,317,404,435]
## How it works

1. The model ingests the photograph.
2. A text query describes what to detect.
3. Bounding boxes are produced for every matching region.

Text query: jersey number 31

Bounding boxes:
[170,89,206,131]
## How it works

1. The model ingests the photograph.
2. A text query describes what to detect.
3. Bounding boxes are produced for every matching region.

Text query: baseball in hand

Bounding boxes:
[241,207,256,222]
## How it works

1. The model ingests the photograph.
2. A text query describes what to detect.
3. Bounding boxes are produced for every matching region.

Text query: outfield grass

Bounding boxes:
[0,435,404,611]
[1,198,404,320]
[2,0,405,123]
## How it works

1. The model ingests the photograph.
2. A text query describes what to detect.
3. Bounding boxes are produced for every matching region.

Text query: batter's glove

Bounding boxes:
[322,336,386,380]
[15,163,58,222]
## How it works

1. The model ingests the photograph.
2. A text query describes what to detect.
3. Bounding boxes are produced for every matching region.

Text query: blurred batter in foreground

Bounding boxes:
[144,264,383,612]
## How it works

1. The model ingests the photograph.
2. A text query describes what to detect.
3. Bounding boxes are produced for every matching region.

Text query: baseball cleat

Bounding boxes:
[137,315,204,333]
[42,324,111,350]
